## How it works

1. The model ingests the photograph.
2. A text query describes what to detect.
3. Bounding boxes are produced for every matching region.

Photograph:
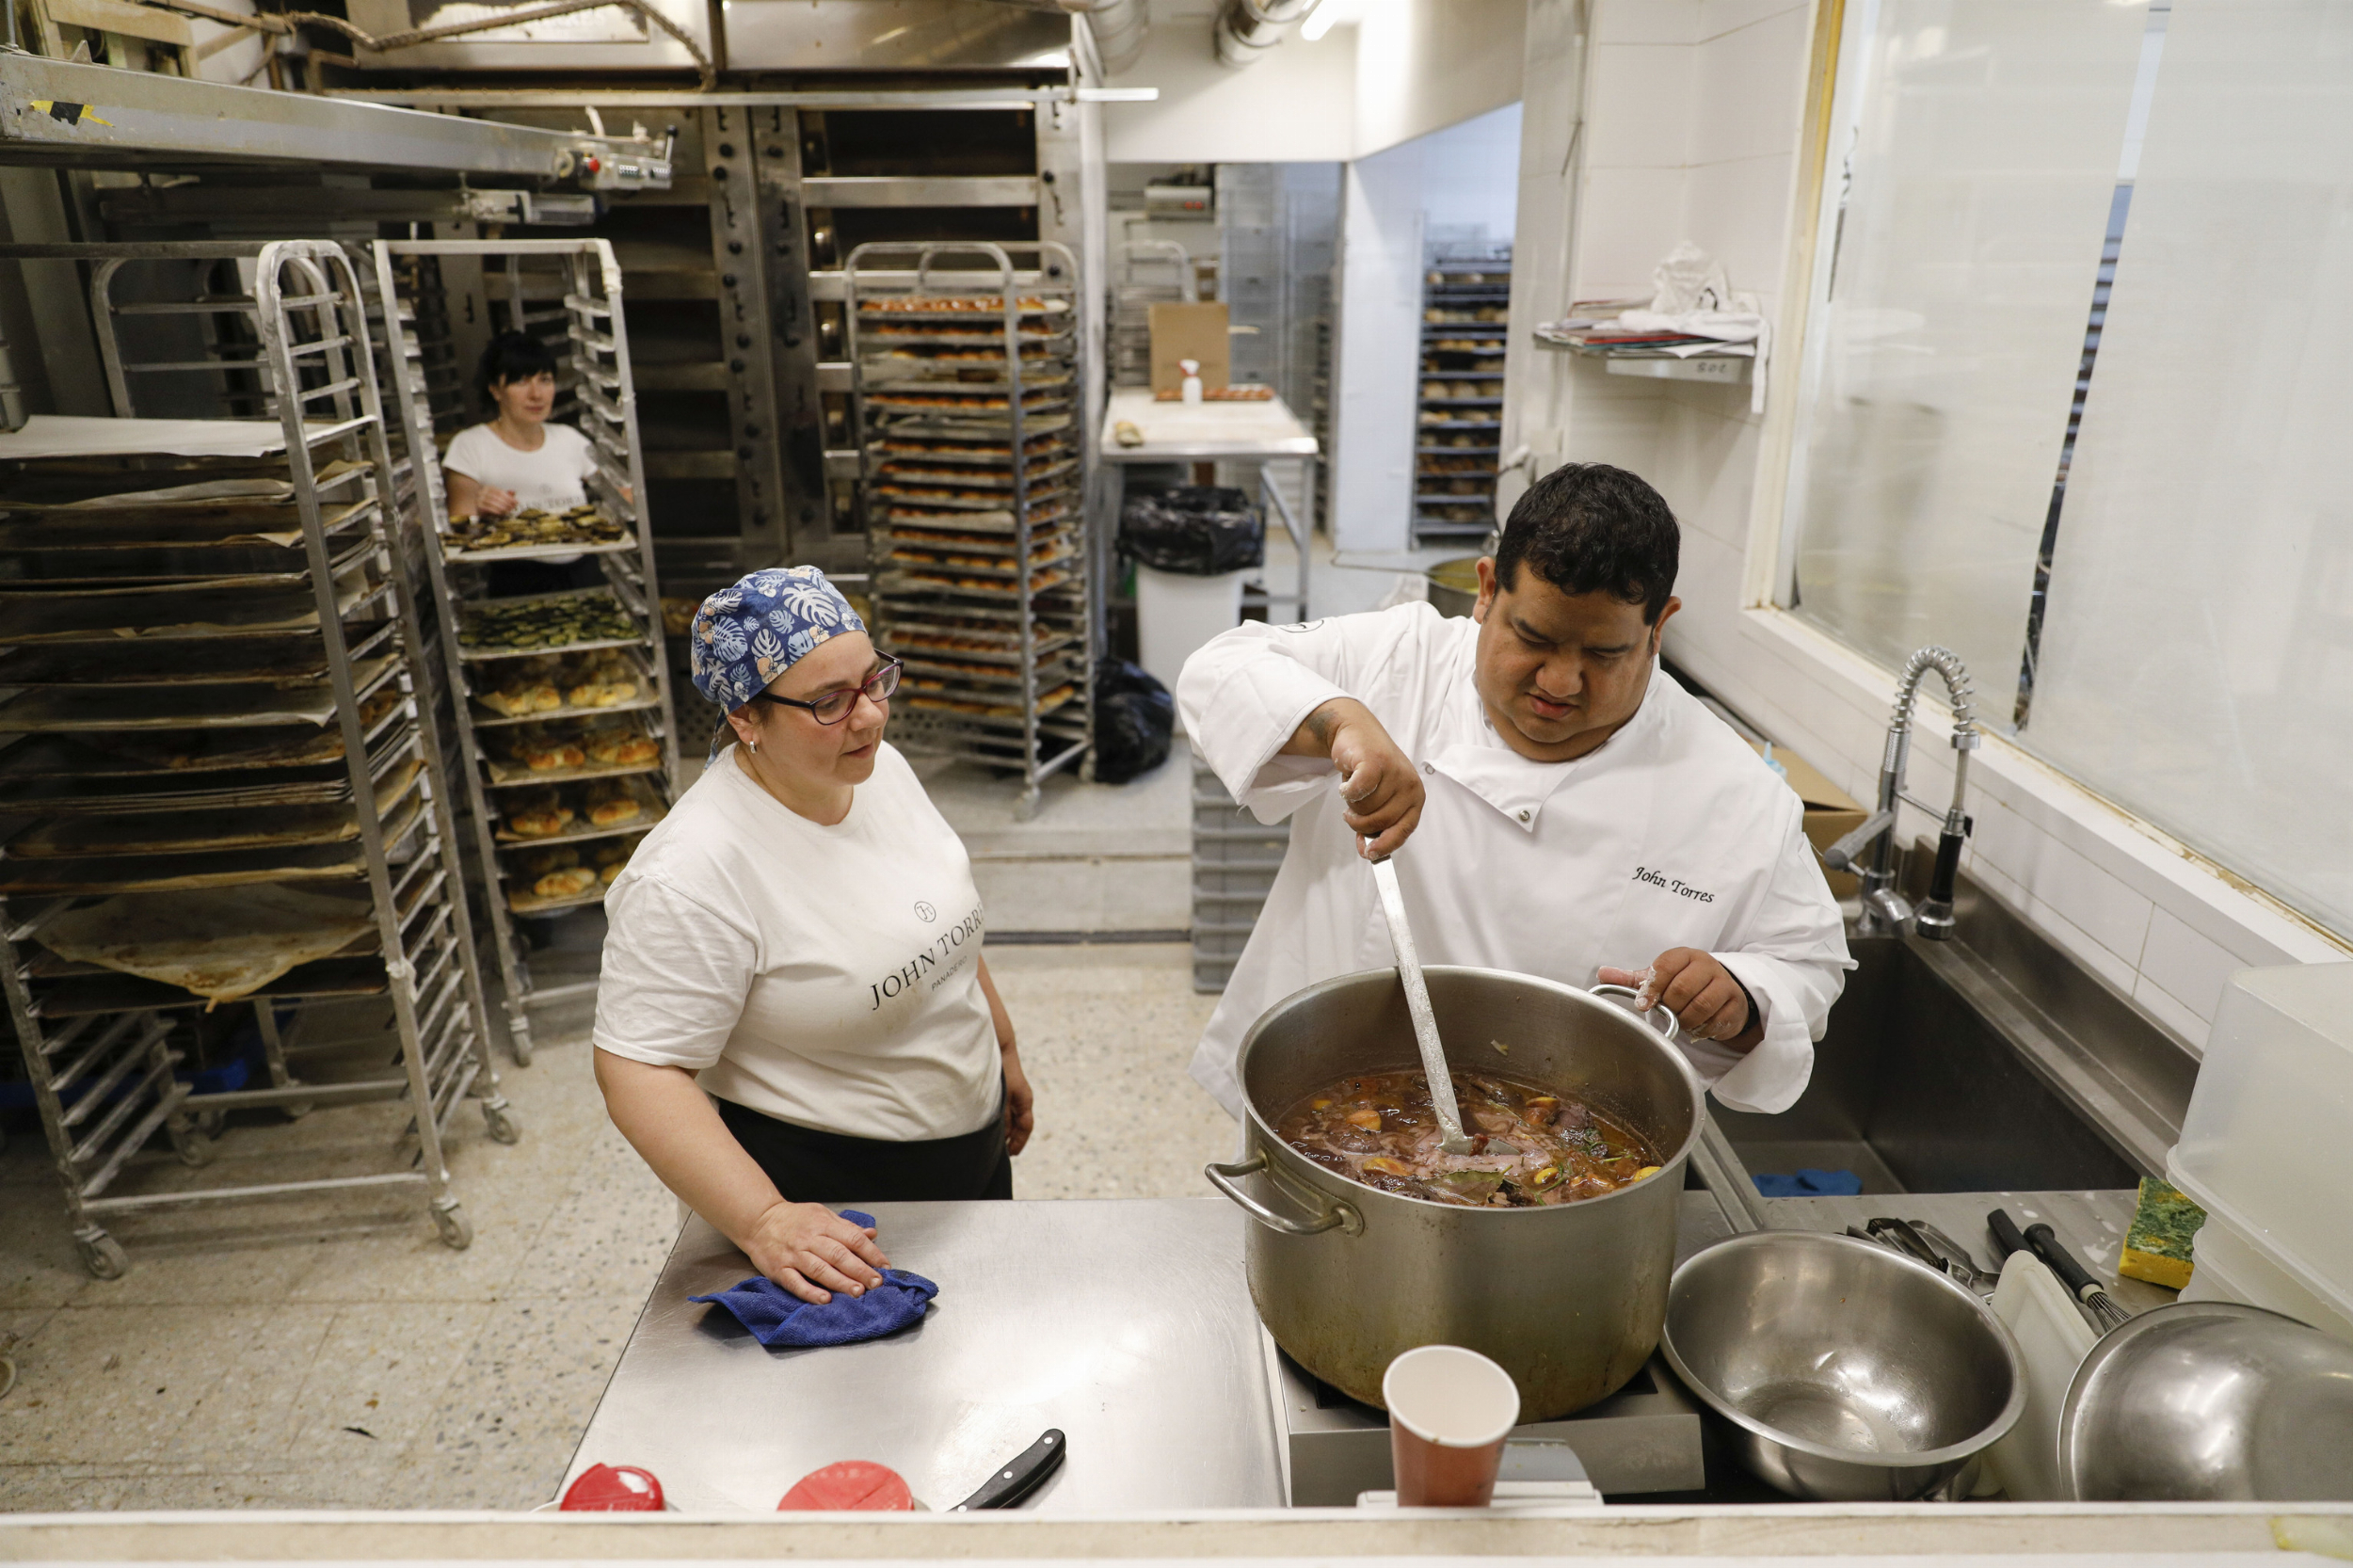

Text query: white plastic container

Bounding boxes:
[1135,563,1247,723]
[2165,961,2353,1336]
[1983,1252,2099,1501]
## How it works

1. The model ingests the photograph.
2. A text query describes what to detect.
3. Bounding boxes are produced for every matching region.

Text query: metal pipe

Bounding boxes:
[1214,0,1315,67]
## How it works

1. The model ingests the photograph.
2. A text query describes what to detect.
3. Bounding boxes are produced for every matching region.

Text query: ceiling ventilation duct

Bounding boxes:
[1214,0,1315,66]
[970,0,1148,72]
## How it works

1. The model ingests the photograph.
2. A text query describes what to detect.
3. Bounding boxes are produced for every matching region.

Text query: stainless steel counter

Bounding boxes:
[562,1197,1286,1512]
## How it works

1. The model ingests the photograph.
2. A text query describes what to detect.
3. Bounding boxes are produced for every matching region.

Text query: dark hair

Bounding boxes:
[1492,462,1680,623]
[475,331,559,414]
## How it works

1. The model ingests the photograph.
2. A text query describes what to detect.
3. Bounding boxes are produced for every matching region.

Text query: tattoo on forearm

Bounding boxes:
[1304,702,1341,749]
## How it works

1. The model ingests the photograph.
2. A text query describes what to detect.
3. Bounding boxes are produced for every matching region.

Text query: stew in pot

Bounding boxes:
[1275,1069,1659,1207]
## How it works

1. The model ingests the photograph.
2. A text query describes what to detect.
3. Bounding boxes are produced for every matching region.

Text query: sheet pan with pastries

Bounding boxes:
[483,715,663,785]
[471,649,648,723]
[494,774,665,842]
[506,830,646,912]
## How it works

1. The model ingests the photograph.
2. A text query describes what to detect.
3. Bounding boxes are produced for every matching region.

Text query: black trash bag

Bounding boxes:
[1118,485,1265,575]
[1092,658,1175,785]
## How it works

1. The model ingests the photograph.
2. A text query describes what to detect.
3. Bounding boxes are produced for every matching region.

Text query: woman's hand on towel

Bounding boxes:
[748,1201,892,1305]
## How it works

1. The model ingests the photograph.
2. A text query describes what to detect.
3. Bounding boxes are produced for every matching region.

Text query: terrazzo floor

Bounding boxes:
[0,943,1234,1512]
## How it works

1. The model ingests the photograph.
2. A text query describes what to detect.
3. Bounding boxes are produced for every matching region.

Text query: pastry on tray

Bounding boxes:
[505,790,576,839]
[520,844,581,877]
[532,866,599,900]
[584,786,644,827]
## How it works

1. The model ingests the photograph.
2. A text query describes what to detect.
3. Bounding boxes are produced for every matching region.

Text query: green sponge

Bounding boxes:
[2120,1176,2207,1290]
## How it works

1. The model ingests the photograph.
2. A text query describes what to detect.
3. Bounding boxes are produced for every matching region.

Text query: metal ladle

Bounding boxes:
[1369,853,1477,1156]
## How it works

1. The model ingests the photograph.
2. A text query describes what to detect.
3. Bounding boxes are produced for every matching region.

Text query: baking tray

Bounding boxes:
[468,649,659,728]
[0,564,376,646]
[879,566,1073,600]
[867,411,1074,440]
[870,457,1078,490]
[0,497,369,549]
[0,639,340,688]
[905,680,1080,721]
[494,773,666,845]
[0,534,376,594]
[0,794,423,895]
[8,759,423,859]
[874,434,1070,463]
[858,295,1071,318]
[0,458,362,510]
[456,586,647,662]
[481,716,663,788]
[505,874,612,917]
[31,956,390,1017]
[0,656,396,733]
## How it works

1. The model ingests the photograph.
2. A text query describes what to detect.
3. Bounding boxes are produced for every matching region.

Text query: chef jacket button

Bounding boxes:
[1516,808,1531,823]
[1421,762,1434,776]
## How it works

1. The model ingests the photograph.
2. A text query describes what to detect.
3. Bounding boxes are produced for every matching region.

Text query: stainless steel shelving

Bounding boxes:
[846,241,1094,819]
[1414,252,1512,546]
[0,239,513,1277]
[374,238,675,1068]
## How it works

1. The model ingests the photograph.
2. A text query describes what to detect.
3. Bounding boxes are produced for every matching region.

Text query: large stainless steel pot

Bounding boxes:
[1207,966,1706,1420]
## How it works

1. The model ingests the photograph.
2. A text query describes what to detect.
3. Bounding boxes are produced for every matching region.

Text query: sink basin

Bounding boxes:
[1712,934,2145,1195]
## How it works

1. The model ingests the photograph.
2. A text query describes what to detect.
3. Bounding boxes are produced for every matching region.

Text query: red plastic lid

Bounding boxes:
[561,1464,665,1512]
[777,1461,915,1512]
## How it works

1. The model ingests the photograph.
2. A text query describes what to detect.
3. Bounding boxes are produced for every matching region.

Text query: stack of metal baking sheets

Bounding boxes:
[846,242,1094,818]
[374,239,676,1068]
[0,239,514,1282]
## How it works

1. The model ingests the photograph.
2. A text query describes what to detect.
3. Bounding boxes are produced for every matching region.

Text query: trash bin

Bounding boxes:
[1121,487,1264,707]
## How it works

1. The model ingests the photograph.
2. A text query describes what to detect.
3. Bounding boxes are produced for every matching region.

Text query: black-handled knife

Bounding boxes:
[951,1429,1065,1512]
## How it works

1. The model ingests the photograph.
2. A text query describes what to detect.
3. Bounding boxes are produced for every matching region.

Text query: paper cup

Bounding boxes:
[1384,1344,1522,1507]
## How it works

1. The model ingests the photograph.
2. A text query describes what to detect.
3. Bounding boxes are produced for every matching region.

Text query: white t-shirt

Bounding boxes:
[442,422,599,513]
[591,742,1000,1143]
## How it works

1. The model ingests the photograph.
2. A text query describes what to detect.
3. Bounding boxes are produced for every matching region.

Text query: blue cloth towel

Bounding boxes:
[689,1210,938,1348]
[1753,1168,1864,1197]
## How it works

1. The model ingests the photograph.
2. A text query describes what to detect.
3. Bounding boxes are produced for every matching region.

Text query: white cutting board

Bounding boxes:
[1984,1251,2099,1500]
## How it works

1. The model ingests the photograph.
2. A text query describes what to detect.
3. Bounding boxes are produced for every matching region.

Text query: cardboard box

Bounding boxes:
[1148,301,1230,396]
[1749,740,1867,898]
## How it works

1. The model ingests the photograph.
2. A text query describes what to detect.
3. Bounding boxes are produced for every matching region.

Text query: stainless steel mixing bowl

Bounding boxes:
[2059,1299,2353,1501]
[1661,1230,2025,1500]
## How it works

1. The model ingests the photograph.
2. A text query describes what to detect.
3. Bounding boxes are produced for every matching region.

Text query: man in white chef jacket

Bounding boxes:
[1178,462,1852,1118]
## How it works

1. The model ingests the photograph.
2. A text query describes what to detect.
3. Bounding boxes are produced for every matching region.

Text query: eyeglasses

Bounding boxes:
[750,658,902,725]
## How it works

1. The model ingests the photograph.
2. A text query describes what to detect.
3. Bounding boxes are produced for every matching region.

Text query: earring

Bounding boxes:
[746,736,758,753]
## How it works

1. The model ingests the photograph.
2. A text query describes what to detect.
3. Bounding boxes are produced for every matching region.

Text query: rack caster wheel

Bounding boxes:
[167,1119,214,1168]
[432,1203,473,1251]
[75,1230,129,1280]
[482,1102,522,1145]
[196,1109,226,1140]
[281,1100,314,1122]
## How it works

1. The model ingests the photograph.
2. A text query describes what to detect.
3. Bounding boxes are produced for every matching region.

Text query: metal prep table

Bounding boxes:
[564,1197,1287,1512]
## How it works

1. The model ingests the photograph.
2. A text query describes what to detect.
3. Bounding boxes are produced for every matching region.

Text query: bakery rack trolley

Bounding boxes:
[373,238,675,1068]
[1413,248,1512,547]
[844,241,1092,821]
[0,239,512,1277]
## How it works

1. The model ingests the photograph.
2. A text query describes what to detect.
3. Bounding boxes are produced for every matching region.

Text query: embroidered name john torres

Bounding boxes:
[1633,866,1715,903]
[868,905,985,1009]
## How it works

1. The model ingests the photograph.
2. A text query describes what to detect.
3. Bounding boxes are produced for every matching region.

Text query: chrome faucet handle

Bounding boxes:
[1864,885,1913,934]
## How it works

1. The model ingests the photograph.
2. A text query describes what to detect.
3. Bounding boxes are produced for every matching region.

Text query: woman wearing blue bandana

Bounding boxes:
[591,567,1036,1306]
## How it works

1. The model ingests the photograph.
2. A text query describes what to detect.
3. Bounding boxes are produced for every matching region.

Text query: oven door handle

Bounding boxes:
[1206,1151,1364,1238]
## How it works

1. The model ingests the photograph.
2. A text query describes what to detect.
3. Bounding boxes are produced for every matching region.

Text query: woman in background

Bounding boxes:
[442,330,600,521]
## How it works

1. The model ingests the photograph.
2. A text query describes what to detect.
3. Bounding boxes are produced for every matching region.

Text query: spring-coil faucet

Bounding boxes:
[1820,646,1980,938]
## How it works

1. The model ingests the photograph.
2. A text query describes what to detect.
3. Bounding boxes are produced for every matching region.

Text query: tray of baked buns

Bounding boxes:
[468,648,654,727]
[505,830,645,915]
[494,773,665,844]
[482,714,663,786]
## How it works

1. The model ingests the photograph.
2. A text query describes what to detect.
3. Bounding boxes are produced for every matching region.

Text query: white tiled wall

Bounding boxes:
[1507,0,2351,1055]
